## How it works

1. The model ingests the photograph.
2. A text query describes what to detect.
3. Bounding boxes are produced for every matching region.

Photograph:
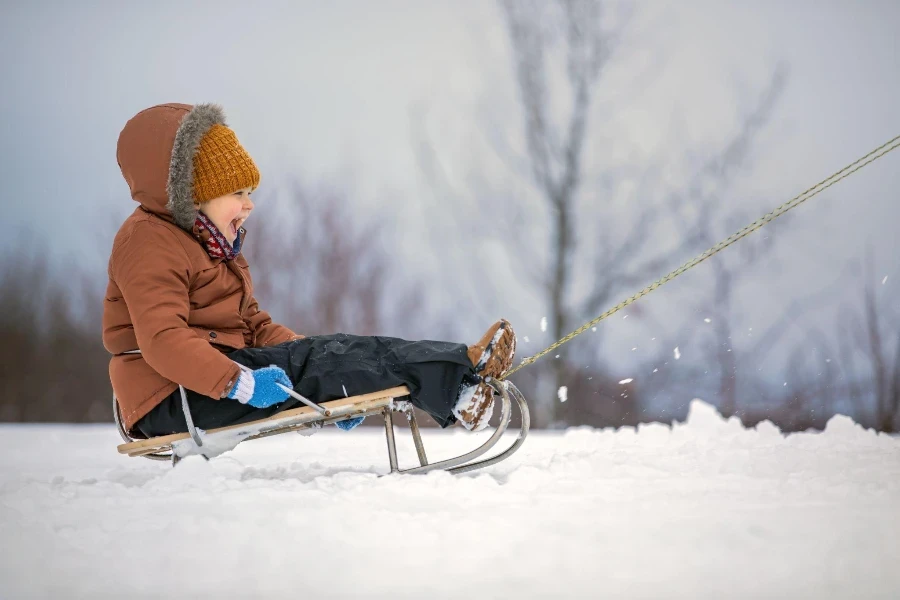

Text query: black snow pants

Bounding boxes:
[136,333,475,438]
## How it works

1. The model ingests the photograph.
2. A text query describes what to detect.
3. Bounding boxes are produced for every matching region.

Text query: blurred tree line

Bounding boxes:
[0,178,896,431]
[0,183,413,424]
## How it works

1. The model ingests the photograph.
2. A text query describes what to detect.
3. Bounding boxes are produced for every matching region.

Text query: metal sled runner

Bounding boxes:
[115,378,531,475]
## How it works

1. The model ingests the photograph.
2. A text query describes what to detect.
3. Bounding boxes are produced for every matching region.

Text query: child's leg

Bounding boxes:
[135,387,287,437]
[228,333,475,428]
[136,333,476,437]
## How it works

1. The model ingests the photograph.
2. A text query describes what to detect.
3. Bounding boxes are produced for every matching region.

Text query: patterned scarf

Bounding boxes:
[195,212,243,261]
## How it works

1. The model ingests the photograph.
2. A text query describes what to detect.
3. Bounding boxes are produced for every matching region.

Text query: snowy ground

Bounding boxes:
[1,400,898,599]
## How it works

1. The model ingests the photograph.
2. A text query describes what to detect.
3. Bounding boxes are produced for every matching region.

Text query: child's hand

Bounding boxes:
[227,365,292,408]
[335,416,365,431]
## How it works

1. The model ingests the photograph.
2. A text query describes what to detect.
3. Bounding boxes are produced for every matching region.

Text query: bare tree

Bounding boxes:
[486,0,787,426]
[856,261,900,431]
[754,261,900,432]
[242,179,421,338]
[406,0,792,427]
[496,0,613,425]
[890,333,900,430]
[617,66,788,424]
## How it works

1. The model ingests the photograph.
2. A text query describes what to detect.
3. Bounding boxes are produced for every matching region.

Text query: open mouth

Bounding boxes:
[229,218,242,238]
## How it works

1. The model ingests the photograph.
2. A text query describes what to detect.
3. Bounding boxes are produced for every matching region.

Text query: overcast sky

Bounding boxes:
[2,1,898,394]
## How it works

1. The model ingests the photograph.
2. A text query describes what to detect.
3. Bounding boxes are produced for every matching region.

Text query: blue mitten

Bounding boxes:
[227,365,292,408]
[335,416,365,431]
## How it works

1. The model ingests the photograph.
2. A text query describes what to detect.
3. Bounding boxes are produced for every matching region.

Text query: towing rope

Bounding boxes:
[501,134,900,380]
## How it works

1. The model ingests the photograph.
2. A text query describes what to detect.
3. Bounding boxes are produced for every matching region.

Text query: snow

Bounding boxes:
[1,402,899,598]
[674,346,681,360]
[557,386,568,403]
[883,275,888,285]
[172,426,255,459]
[619,378,634,384]
[540,316,547,332]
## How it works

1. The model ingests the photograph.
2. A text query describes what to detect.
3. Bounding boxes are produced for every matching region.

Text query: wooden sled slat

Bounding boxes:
[117,386,410,455]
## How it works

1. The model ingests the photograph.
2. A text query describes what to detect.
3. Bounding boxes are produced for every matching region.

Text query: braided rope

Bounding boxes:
[502,134,900,379]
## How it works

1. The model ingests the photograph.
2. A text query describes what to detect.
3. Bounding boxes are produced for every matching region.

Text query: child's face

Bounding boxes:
[199,187,254,244]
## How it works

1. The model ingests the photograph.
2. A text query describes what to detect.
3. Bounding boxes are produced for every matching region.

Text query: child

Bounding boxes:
[103,103,516,439]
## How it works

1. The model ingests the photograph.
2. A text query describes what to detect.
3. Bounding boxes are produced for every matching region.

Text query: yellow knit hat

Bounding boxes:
[192,124,261,203]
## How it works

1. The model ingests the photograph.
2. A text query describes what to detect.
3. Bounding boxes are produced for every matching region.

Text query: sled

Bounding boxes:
[115,377,530,475]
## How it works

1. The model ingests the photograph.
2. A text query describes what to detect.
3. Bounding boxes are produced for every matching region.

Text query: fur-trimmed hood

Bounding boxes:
[116,103,227,231]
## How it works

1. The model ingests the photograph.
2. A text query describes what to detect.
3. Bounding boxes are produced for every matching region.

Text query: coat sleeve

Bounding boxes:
[112,223,242,399]
[245,295,304,347]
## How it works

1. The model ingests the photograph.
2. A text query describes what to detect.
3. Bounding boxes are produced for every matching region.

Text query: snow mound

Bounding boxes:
[824,412,874,438]
[1,405,898,598]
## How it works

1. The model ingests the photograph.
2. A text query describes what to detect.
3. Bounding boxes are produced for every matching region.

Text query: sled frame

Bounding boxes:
[114,378,530,475]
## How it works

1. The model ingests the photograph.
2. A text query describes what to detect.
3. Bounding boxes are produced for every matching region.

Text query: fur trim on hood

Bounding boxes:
[165,104,227,231]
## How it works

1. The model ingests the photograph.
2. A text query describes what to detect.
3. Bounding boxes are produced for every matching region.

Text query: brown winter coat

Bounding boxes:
[103,103,298,430]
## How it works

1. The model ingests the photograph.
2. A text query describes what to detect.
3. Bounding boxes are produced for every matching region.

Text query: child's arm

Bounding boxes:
[245,295,304,346]
[113,224,242,398]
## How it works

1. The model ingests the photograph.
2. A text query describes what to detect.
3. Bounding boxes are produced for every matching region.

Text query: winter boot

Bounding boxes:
[453,319,517,431]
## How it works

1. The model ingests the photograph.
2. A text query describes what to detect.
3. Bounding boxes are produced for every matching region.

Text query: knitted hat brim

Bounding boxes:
[166,103,227,232]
